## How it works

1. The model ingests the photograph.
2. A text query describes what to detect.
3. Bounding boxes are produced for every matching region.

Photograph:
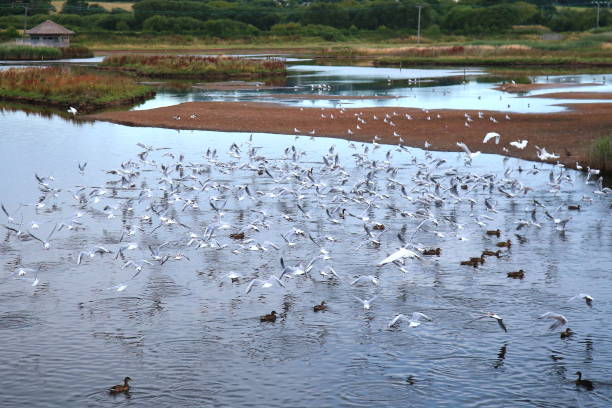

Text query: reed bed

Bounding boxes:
[99,55,286,78]
[0,66,153,111]
[0,45,92,60]
[0,45,61,60]
[589,135,612,173]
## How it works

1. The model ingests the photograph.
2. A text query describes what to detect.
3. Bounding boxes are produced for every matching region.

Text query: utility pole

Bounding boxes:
[592,1,609,28]
[416,5,423,44]
[16,2,30,38]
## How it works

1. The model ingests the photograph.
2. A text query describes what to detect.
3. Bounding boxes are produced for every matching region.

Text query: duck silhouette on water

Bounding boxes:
[313,301,327,312]
[260,311,277,322]
[109,377,132,395]
[575,371,594,391]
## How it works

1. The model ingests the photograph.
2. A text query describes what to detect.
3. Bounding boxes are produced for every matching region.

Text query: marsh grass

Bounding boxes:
[376,55,612,67]
[0,45,93,60]
[589,135,612,172]
[0,66,153,111]
[0,45,61,60]
[99,55,286,78]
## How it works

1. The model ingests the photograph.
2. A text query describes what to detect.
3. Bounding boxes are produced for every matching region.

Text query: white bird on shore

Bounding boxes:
[388,312,432,328]
[67,106,77,115]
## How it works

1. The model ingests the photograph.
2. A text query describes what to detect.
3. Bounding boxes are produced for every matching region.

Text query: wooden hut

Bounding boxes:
[24,20,75,48]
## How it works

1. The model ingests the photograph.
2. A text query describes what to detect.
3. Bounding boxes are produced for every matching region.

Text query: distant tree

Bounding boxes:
[201,18,259,38]
[0,0,53,17]
[134,1,211,26]
[62,0,106,16]
[301,2,349,28]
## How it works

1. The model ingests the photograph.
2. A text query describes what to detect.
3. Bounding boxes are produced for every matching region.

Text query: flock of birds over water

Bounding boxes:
[1,115,611,395]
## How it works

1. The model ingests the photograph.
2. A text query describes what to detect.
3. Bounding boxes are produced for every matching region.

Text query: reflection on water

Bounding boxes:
[130,65,612,114]
[0,108,611,407]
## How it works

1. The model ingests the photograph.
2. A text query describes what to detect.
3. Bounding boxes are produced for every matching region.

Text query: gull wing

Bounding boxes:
[483,132,500,144]
[388,314,406,328]
[378,247,420,266]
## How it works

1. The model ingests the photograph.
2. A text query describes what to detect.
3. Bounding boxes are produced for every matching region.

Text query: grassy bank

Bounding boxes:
[313,33,612,67]
[0,67,153,111]
[375,55,612,67]
[589,135,612,173]
[98,55,286,79]
[0,45,93,60]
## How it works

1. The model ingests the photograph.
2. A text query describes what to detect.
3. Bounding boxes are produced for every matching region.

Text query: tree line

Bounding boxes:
[0,0,610,40]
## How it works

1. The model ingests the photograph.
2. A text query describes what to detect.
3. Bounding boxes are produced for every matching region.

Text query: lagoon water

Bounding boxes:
[133,65,612,114]
[0,63,611,407]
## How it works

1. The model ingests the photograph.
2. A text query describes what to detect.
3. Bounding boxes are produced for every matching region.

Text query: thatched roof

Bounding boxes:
[26,20,75,36]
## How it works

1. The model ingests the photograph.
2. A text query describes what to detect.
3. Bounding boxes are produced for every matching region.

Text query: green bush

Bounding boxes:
[0,25,19,40]
[201,19,259,39]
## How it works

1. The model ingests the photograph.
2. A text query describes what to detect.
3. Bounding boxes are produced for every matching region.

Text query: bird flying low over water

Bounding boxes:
[456,142,481,160]
[535,146,560,161]
[483,132,501,144]
[538,312,568,330]
[568,293,593,308]
[377,247,420,266]
[509,140,528,149]
[353,295,377,310]
[245,275,285,294]
[467,312,507,333]
[388,312,432,328]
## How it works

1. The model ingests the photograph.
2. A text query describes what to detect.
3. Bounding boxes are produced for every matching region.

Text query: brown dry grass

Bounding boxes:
[353,44,535,57]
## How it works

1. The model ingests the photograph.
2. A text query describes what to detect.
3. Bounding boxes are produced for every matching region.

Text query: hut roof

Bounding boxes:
[26,20,75,36]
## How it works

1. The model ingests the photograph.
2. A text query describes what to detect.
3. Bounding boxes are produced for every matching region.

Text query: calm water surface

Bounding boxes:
[0,65,611,407]
[133,65,612,113]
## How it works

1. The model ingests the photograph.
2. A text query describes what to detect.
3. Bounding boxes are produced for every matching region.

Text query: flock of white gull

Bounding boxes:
[1,112,610,390]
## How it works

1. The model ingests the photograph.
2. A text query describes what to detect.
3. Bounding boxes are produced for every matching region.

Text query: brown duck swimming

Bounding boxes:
[422,248,441,256]
[372,223,385,230]
[313,301,327,312]
[560,328,573,338]
[229,232,245,240]
[507,270,525,279]
[460,260,479,268]
[482,250,502,258]
[568,205,581,211]
[496,240,512,248]
[575,371,594,390]
[470,256,485,264]
[109,377,132,395]
[260,311,277,322]
[486,229,501,237]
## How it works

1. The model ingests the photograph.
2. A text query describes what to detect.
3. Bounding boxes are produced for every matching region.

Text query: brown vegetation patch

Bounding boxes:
[495,82,601,93]
[523,92,612,100]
